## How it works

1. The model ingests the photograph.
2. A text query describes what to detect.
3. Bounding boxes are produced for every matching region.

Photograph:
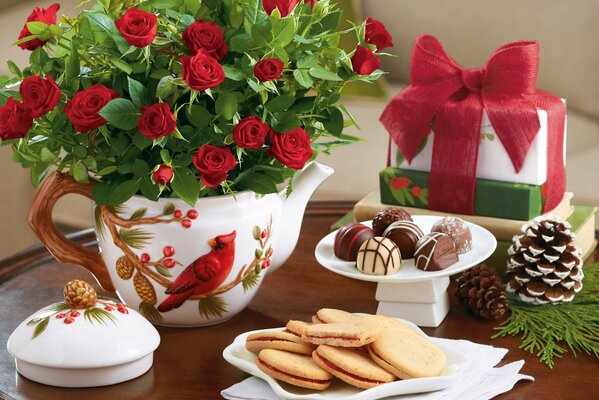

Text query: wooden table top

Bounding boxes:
[0,203,597,400]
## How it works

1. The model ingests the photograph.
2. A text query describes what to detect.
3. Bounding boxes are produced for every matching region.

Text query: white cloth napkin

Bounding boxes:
[221,338,533,400]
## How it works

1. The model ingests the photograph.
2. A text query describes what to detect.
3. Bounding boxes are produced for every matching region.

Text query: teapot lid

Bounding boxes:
[7,280,160,373]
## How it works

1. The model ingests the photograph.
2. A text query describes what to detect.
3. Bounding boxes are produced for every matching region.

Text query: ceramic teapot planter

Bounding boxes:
[28,162,333,327]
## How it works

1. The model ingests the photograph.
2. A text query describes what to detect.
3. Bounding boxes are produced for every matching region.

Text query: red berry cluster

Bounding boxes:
[261,248,274,269]
[140,245,179,270]
[105,303,129,314]
[173,209,198,229]
[56,310,80,324]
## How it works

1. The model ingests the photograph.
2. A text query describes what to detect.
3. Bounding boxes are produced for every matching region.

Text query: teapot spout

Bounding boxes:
[268,162,334,273]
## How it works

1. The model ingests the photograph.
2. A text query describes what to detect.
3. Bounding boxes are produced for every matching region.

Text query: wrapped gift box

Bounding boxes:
[380,167,544,220]
[389,108,567,186]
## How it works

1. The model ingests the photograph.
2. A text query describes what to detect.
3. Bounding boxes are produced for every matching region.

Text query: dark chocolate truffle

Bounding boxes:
[334,223,375,261]
[356,237,402,275]
[415,233,459,271]
[372,207,413,236]
[431,217,473,254]
[383,221,424,259]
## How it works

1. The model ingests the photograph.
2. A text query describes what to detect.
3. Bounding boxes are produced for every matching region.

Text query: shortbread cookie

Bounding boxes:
[368,328,446,379]
[303,321,382,347]
[312,308,358,324]
[257,349,333,390]
[246,331,314,355]
[361,314,412,332]
[285,320,312,337]
[312,345,396,389]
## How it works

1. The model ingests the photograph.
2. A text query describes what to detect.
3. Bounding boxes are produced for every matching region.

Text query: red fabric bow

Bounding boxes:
[380,35,566,215]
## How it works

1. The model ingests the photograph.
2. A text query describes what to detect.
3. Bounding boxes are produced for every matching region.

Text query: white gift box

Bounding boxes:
[390,107,567,186]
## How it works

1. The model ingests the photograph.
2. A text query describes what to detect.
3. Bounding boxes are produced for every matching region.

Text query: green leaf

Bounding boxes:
[7,61,21,77]
[215,92,238,120]
[197,296,228,319]
[171,169,199,206]
[26,21,49,35]
[242,172,278,194]
[322,107,344,136]
[127,78,145,108]
[130,208,147,220]
[155,265,173,277]
[242,271,260,292]
[111,57,133,74]
[40,148,57,164]
[84,307,118,326]
[31,317,49,339]
[109,180,140,205]
[309,67,342,81]
[147,0,178,8]
[139,301,164,323]
[163,203,176,215]
[139,176,161,201]
[271,113,300,133]
[293,69,313,89]
[253,225,261,240]
[266,95,294,113]
[72,163,89,183]
[119,228,153,250]
[96,166,118,176]
[222,65,246,81]
[99,99,141,130]
[157,75,177,99]
[186,104,211,129]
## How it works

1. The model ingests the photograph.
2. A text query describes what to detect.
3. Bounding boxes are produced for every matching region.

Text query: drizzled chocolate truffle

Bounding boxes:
[334,223,375,261]
[356,237,402,276]
[382,221,424,259]
[431,217,472,254]
[372,207,413,236]
[414,233,459,271]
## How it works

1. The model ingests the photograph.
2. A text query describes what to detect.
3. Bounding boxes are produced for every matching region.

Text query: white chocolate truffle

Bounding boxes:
[356,237,402,275]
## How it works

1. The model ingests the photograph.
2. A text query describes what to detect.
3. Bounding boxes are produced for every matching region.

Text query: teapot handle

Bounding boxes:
[28,171,114,291]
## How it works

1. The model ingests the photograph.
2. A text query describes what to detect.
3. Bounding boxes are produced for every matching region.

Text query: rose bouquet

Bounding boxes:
[0,0,391,206]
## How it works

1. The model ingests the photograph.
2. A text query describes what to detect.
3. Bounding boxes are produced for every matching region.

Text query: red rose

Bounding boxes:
[115,8,157,48]
[183,21,227,60]
[411,186,422,197]
[233,116,270,149]
[65,84,119,133]
[305,0,318,9]
[0,98,33,140]
[390,177,410,190]
[20,75,60,118]
[137,103,176,139]
[18,3,60,51]
[268,127,313,169]
[193,144,237,188]
[153,164,174,186]
[351,45,381,75]
[254,59,284,82]
[365,18,393,51]
[262,0,300,17]
[181,49,226,91]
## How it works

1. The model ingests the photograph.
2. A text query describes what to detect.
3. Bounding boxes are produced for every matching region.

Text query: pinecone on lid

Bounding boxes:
[63,280,97,309]
[506,216,583,305]
[456,264,509,320]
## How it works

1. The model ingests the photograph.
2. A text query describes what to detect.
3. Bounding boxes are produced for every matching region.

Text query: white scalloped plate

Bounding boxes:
[223,318,469,400]
[315,216,497,283]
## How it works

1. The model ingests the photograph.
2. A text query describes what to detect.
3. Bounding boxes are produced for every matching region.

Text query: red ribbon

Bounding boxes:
[380,35,566,215]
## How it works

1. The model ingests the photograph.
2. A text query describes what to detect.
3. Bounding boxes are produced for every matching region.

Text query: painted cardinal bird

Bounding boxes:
[157,231,236,312]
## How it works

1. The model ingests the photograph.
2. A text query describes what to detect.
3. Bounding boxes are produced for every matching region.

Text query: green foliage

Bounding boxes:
[493,263,599,368]
[2,0,386,205]
[139,301,164,323]
[198,295,228,319]
[84,307,118,326]
[119,227,153,249]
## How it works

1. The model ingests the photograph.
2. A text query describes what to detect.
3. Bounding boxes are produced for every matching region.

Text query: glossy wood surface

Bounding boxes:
[0,203,597,400]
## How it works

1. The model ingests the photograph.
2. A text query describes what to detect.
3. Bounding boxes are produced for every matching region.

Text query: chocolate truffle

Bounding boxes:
[356,237,402,276]
[372,207,413,236]
[414,233,459,271]
[334,223,375,261]
[383,221,424,259]
[431,217,473,254]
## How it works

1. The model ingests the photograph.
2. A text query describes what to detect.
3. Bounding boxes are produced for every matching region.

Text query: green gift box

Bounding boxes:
[379,167,543,221]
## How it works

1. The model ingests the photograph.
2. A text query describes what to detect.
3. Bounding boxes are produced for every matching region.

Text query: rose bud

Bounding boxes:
[351,45,381,75]
[193,144,237,188]
[20,75,60,118]
[17,3,60,51]
[115,8,157,48]
[262,0,300,17]
[65,84,120,133]
[305,0,319,9]
[137,103,177,139]
[152,164,174,186]
[254,59,284,82]
[0,98,33,141]
[233,116,270,149]
[365,18,394,51]
[268,127,313,169]
[183,21,227,60]
[180,49,226,91]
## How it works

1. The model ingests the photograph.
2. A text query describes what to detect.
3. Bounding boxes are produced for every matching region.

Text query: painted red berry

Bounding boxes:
[268,248,274,257]
[70,311,80,318]
[181,219,192,229]
[163,246,175,257]
[64,317,74,324]
[261,261,268,269]
[141,253,150,263]
[105,306,114,311]
[174,209,183,218]
[116,303,125,308]
[260,230,267,239]
[163,258,176,268]
[118,307,129,314]
[56,313,66,319]
[187,210,199,220]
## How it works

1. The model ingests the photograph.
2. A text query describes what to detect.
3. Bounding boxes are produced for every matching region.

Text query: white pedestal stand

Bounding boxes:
[375,277,450,328]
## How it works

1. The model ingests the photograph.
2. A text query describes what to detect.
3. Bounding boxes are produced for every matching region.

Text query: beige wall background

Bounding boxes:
[0,0,597,259]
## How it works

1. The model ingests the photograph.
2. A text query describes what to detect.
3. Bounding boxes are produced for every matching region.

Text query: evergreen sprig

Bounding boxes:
[493,263,599,368]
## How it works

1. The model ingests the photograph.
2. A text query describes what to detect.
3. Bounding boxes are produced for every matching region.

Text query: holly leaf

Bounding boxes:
[99,99,141,130]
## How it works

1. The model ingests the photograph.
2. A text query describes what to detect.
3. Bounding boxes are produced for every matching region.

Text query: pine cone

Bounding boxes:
[134,272,157,305]
[116,256,134,280]
[506,216,583,305]
[456,264,508,320]
[63,280,97,309]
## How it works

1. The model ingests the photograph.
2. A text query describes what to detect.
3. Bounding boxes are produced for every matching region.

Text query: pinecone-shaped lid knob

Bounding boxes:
[63,279,98,309]
[456,264,509,320]
[506,216,584,305]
